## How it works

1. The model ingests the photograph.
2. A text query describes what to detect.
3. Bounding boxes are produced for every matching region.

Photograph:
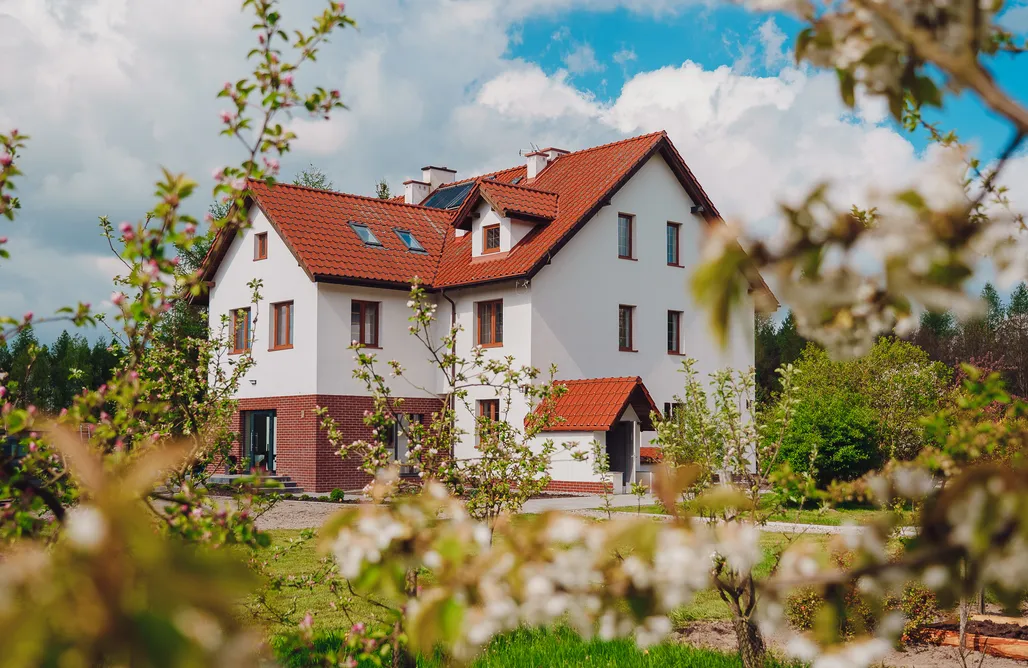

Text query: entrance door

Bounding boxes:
[607,422,631,475]
[243,410,276,473]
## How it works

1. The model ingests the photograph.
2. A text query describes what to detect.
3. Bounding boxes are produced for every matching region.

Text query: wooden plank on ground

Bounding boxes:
[926,629,1028,661]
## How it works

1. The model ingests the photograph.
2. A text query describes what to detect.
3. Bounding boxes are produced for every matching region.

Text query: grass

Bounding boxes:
[620,501,915,527]
[273,626,804,667]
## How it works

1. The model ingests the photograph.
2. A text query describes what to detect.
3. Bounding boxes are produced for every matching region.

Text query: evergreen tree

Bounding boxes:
[755,314,781,404]
[376,179,391,199]
[919,310,956,339]
[981,282,1004,331]
[776,312,807,365]
[1009,282,1028,318]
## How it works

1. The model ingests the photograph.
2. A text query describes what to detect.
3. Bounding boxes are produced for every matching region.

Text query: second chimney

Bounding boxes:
[526,151,548,179]
[404,180,430,205]
[422,166,456,192]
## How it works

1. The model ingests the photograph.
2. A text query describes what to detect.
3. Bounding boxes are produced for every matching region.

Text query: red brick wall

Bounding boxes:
[231,394,443,493]
[544,480,612,494]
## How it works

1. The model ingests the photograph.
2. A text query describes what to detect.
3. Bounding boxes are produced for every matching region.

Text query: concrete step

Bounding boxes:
[209,473,304,494]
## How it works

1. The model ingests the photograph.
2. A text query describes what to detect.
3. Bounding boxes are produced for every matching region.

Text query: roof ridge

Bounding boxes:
[248,179,453,215]
[480,180,557,196]
[557,376,640,384]
[557,131,666,159]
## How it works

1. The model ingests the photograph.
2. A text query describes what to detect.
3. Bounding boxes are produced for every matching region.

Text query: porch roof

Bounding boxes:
[537,376,659,432]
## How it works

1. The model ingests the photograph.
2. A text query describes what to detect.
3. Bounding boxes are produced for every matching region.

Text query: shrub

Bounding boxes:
[894,583,939,643]
[774,389,881,487]
[329,488,346,502]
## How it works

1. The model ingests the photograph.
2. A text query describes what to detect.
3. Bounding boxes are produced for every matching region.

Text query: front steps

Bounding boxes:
[208,473,303,494]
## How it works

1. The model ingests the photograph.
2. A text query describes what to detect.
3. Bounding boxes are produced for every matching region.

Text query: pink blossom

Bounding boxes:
[223,81,232,91]
[0,387,6,398]
[0,153,12,167]
[29,442,37,452]
[100,411,110,422]
[110,292,124,306]
[263,157,280,173]
[212,168,225,182]
[219,110,234,124]
[23,311,32,322]
[330,89,341,99]
[0,237,7,244]
[59,408,68,417]
[120,222,133,234]
[281,74,293,87]
[26,405,36,416]
[258,33,266,45]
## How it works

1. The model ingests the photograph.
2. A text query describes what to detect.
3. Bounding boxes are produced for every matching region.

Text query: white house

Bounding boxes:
[198,131,775,493]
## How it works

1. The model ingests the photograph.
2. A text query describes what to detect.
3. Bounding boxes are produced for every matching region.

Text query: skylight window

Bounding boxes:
[395,229,425,252]
[350,222,381,246]
[511,176,524,185]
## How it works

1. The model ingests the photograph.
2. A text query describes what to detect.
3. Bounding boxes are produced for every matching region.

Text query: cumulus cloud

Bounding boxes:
[0,0,1002,329]
[564,43,605,75]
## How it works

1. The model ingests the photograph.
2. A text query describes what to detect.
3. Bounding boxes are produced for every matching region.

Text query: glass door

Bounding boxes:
[244,410,276,473]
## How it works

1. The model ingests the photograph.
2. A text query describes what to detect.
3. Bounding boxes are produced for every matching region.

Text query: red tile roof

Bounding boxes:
[477,181,558,221]
[640,446,663,464]
[538,376,660,432]
[197,130,775,305]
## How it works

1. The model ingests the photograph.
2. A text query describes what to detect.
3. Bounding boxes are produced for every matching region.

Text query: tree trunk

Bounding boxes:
[732,616,767,668]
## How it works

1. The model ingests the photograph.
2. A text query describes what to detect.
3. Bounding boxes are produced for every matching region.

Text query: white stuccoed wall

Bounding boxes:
[530,154,755,446]
[209,205,319,398]
[316,283,440,398]
[441,280,533,460]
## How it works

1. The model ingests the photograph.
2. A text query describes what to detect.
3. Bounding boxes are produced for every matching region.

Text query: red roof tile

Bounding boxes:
[640,446,663,464]
[433,132,666,287]
[477,181,558,221]
[197,131,775,304]
[538,376,660,432]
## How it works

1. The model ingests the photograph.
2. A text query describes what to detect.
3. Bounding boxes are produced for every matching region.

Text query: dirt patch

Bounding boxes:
[927,620,1028,641]
[674,620,1028,667]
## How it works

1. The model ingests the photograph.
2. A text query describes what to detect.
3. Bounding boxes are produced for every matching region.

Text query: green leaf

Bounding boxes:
[836,69,856,108]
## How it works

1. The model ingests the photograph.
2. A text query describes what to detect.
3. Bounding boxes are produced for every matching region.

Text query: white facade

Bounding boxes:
[210,149,757,489]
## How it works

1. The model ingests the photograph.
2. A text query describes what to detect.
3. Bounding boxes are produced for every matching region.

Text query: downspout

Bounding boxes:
[441,289,458,460]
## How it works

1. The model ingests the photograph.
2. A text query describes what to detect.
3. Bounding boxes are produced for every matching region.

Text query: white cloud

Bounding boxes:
[1000,2,1028,32]
[757,18,788,69]
[0,0,1002,328]
[613,47,638,66]
[564,43,605,75]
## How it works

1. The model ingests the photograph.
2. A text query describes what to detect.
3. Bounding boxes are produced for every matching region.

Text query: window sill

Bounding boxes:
[482,248,502,255]
[229,350,250,356]
[619,347,638,353]
[358,344,382,350]
[618,256,638,261]
[254,257,267,262]
[667,351,686,356]
[269,345,293,352]
[667,263,684,268]
[478,342,504,349]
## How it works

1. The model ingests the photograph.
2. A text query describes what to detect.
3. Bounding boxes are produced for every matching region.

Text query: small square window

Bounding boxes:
[478,399,500,422]
[483,224,500,254]
[254,233,268,260]
[350,222,381,246]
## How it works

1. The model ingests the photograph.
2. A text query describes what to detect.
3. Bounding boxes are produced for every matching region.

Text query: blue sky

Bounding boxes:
[2,0,1028,332]
[511,3,1028,161]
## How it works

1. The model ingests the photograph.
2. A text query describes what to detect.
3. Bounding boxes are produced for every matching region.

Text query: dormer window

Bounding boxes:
[350,222,381,246]
[395,229,425,253]
[483,225,500,254]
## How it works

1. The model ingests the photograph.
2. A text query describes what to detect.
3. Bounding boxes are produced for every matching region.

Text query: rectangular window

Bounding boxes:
[667,310,682,354]
[666,222,681,266]
[254,233,268,260]
[483,224,501,254]
[476,300,503,347]
[617,214,634,259]
[271,301,293,350]
[478,399,500,422]
[391,414,422,466]
[663,402,684,420]
[618,304,634,351]
[231,307,251,354]
[350,300,380,347]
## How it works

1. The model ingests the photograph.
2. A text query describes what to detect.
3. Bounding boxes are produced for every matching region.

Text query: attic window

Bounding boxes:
[511,176,523,185]
[350,222,381,246]
[394,229,425,253]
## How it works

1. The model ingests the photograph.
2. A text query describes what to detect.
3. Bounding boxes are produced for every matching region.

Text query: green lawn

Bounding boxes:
[273,626,803,667]
[620,502,915,527]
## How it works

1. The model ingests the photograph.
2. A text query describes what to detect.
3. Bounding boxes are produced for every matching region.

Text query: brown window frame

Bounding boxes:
[478,399,501,422]
[230,307,252,354]
[666,222,682,267]
[617,213,635,260]
[482,224,501,254]
[351,300,380,348]
[254,233,268,261]
[667,310,682,354]
[618,304,635,352]
[476,299,503,348]
[271,301,294,351]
